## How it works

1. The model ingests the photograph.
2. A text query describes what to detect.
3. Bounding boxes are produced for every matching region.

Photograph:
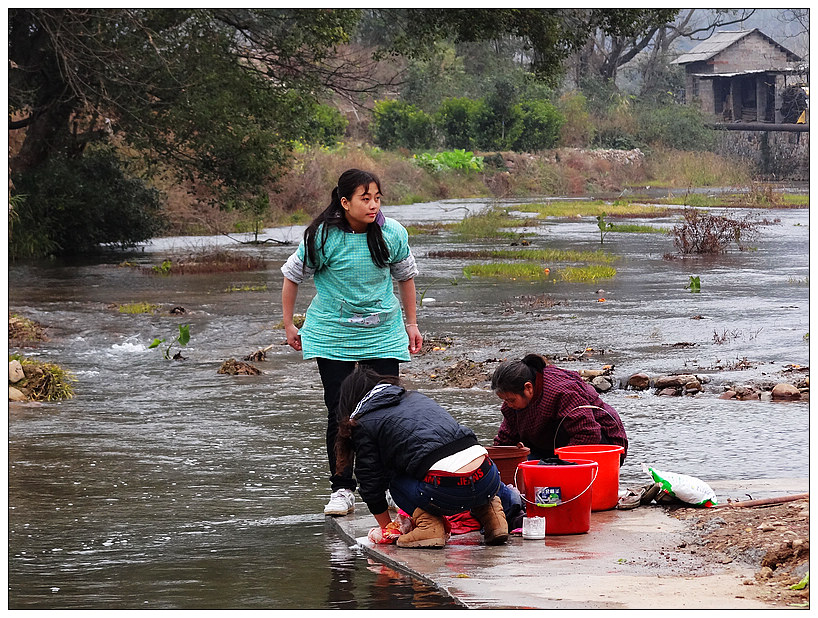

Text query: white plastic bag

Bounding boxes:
[642,463,717,507]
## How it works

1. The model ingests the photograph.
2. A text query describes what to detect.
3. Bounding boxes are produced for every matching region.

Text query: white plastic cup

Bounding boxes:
[522,516,546,539]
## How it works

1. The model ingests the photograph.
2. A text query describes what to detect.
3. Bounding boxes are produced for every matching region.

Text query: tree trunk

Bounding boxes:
[10,102,74,175]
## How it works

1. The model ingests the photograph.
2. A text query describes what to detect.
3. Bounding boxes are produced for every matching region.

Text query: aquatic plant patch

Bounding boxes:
[118,302,161,314]
[405,223,444,236]
[463,262,551,280]
[657,194,723,208]
[428,248,617,264]
[444,209,533,240]
[559,265,617,282]
[774,194,809,207]
[607,223,669,234]
[725,189,810,209]
[514,200,671,219]
[149,323,190,360]
[224,284,268,293]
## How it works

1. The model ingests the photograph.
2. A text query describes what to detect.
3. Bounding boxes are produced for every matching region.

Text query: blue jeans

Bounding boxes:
[388,462,502,517]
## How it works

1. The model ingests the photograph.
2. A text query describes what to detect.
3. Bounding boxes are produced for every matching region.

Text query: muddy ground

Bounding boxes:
[672,498,810,607]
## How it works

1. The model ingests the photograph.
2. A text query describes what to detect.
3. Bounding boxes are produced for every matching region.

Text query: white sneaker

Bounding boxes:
[324,489,355,516]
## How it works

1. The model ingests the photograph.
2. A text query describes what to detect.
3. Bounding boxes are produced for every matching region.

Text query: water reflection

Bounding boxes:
[326,536,459,609]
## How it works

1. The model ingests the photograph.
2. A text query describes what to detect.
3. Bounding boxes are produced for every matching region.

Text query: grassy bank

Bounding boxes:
[157,144,797,236]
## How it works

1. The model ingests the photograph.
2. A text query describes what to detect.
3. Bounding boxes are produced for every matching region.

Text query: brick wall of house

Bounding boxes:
[708,32,795,73]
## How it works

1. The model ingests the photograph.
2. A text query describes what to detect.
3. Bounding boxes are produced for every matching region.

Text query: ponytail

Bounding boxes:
[335,365,401,473]
[491,353,549,394]
[303,169,390,272]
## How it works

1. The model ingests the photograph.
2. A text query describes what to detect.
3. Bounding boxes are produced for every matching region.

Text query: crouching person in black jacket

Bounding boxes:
[336,365,508,548]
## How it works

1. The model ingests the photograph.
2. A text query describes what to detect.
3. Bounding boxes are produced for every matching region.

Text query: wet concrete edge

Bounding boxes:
[326,515,469,607]
[326,478,809,609]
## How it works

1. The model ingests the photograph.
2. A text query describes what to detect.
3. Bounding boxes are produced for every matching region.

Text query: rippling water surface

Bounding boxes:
[8,197,809,608]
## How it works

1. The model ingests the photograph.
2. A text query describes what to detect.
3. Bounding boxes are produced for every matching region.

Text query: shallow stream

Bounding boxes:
[8,196,809,608]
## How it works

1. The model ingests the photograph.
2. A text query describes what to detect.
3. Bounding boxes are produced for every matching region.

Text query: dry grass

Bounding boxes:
[9,313,47,344]
[143,250,265,275]
[643,148,751,187]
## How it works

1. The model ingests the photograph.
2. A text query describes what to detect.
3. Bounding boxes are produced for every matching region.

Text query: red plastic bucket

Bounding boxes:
[485,445,530,485]
[554,444,624,511]
[515,459,598,535]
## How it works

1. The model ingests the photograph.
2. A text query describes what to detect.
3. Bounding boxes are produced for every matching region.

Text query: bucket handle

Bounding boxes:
[513,464,598,509]
[552,404,624,454]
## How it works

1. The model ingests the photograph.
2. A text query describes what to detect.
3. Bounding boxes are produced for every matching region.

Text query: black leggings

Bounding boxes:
[316,358,400,492]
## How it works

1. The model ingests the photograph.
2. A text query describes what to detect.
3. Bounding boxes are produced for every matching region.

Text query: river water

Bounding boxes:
[8,197,809,608]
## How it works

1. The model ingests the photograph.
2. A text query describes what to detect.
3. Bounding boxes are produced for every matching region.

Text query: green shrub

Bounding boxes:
[299,103,348,147]
[635,104,715,151]
[511,100,564,152]
[10,146,164,258]
[435,97,490,150]
[372,100,437,150]
[414,149,484,173]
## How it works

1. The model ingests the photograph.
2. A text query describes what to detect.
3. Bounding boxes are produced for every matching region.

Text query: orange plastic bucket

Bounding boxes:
[554,444,624,511]
[516,459,598,535]
[485,445,530,485]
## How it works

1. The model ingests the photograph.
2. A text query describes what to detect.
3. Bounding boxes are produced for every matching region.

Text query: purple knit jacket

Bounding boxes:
[494,365,628,459]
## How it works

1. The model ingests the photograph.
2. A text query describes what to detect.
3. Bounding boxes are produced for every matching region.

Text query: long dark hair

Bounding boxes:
[303,169,390,272]
[490,353,549,394]
[335,365,401,473]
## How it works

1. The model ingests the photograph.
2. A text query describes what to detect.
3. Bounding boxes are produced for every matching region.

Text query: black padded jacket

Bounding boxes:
[350,384,479,515]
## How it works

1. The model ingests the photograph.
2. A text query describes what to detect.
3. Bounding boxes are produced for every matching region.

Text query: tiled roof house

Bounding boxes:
[671,29,806,124]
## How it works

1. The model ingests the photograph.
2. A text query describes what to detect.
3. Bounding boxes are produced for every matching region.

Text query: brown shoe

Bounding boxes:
[397,508,447,548]
[471,496,509,545]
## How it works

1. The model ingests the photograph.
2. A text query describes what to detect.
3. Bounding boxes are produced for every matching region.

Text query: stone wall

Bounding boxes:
[714,129,809,180]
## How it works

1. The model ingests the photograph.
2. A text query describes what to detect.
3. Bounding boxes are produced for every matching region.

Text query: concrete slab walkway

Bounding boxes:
[328,478,808,609]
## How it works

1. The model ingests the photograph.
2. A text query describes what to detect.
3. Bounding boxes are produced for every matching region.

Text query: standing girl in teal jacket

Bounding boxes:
[281,169,423,516]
